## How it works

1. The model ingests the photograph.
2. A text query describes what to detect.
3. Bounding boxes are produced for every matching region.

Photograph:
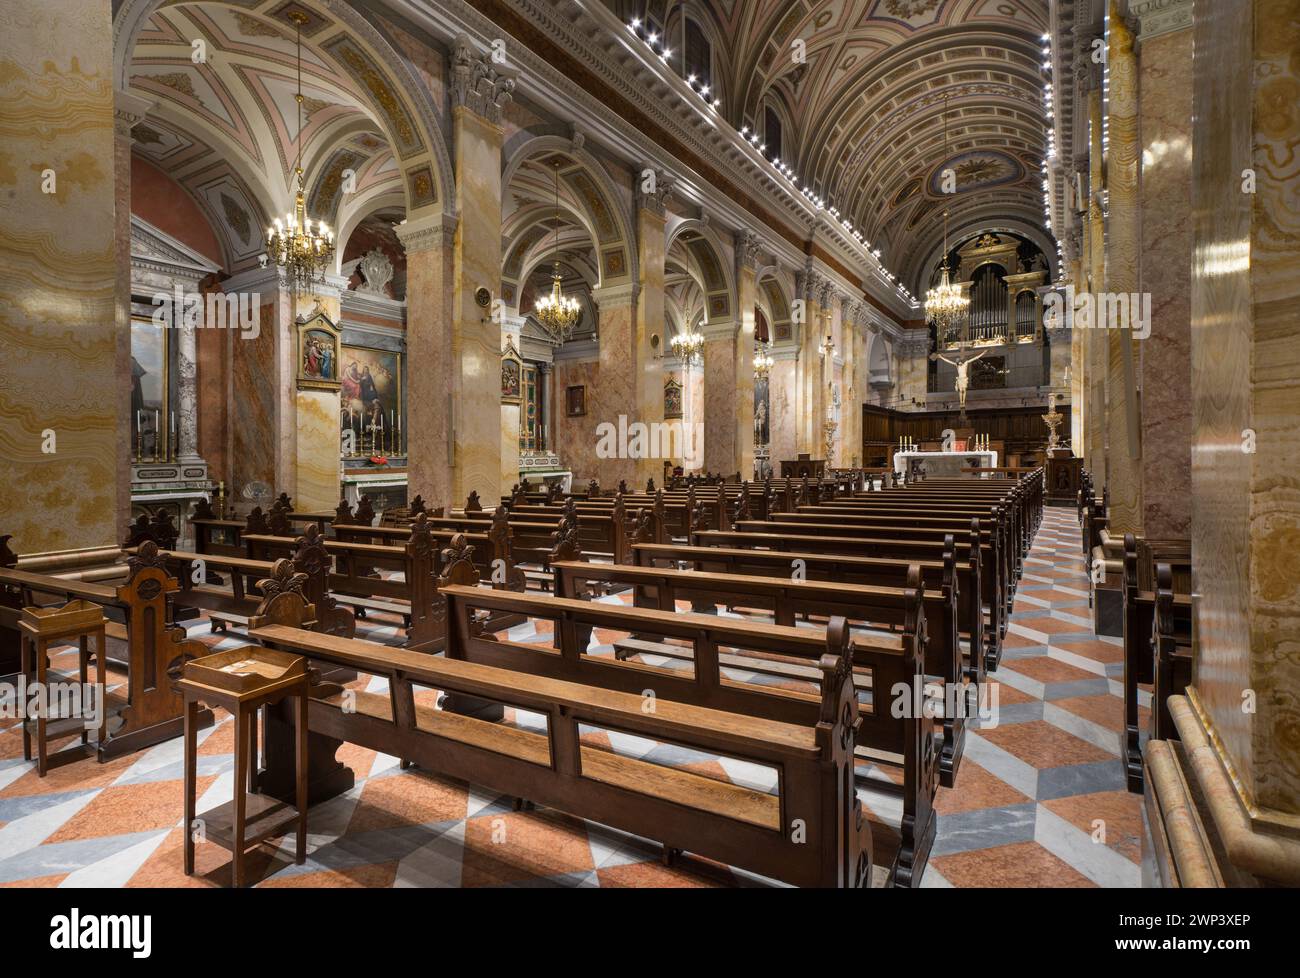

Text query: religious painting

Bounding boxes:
[664,377,683,420]
[501,338,523,404]
[297,309,342,391]
[340,345,403,455]
[130,317,169,461]
[567,384,587,417]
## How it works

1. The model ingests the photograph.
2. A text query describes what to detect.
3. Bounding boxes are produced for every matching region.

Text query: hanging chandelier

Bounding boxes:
[671,326,705,365]
[924,98,968,334]
[753,343,775,377]
[533,162,582,343]
[267,12,333,292]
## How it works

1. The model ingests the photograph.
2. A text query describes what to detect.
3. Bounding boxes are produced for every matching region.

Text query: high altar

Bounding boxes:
[894,449,999,480]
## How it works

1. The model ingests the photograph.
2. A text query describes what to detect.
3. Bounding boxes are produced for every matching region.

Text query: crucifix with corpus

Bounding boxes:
[930,347,989,417]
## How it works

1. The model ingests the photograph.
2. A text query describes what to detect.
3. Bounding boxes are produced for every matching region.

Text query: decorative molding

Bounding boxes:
[1130,0,1194,41]
[635,166,677,217]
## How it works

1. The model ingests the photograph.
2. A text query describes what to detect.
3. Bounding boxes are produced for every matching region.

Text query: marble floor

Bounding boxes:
[0,506,1144,887]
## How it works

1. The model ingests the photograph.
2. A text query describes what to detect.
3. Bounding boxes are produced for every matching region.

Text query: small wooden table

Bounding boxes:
[178,647,309,888]
[19,600,114,776]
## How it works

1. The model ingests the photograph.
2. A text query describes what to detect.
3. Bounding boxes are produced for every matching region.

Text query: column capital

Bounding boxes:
[114,89,154,140]
[396,212,457,254]
[591,281,639,307]
[635,166,677,217]
[450,34,516,126]
[735,229,762,270]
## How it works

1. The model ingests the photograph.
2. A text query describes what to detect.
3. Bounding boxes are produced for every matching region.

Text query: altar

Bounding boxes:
[895,449,999,480]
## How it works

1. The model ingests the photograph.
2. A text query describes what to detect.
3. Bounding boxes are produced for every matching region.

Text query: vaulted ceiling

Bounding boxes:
[128,1,406,272]
[621,0,1053,290]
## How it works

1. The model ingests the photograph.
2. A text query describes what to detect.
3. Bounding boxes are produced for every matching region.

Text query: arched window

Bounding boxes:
[685,18,711,88]
[764,106,783,163]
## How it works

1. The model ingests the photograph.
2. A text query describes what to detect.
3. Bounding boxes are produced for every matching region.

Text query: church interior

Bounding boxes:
[0,0,1297,900]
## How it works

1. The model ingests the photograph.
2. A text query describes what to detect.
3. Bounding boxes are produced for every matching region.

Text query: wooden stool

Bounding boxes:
[177,647,308,888]
[19,600,109,777]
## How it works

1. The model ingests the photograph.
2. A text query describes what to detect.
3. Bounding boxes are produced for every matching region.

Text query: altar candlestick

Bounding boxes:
[170,413,177,461]
[397,414,402,456]
[153,409,160,462]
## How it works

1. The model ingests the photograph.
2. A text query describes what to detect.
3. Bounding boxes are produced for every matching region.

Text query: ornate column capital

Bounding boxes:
[635,166,677,217]
[735,229,762,271]
[396,213,457,254]
[114,90,154,140]
[450,35,516,125]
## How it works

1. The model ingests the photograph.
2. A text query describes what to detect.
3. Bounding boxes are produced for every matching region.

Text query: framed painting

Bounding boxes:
[130,316,169,461]
[501,338,523,404]
[664,377,683,420]
[566,384,586,417]
[340,344,403,455]
[297,308,342,391]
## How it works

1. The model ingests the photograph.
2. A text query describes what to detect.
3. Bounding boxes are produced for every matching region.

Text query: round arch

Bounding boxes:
[113,0,455,220]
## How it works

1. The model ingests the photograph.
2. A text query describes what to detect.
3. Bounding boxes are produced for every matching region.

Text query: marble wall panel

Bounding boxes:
[0,1,120,554]
[404,239,453,509]
[703,334,737,474]
[769,358,798,466]
[230,301,278,495]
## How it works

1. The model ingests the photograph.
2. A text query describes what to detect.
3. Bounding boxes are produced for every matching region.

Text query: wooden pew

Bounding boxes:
[0,541,215,758]
[427,583,933,886]
[250,597,873,888]
[691,522,1004,671]
[1121,534,1193,792]
[552,557,970,793]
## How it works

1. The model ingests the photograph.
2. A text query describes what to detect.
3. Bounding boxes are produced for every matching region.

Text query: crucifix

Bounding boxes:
[930,347,989,418]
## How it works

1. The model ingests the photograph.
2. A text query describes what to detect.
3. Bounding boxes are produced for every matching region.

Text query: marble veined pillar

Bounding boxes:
[733,233,759,478]
[1163,0,1300,885]
[397,214,454,510]
[634,187,669,484]
[0,1,120,553]
[448,38,513,506]
[1086,86,1109,489]
[1135,7,1194,539]
[1103,0,1143,535]
[702,319,738,474]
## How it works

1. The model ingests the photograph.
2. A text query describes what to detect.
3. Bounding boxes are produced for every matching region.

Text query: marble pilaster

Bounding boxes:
[1181,0,1300,857]
[1086,86,1109,487]
[634,199,668,484]
[449,55,511,505]
[0,2,120,554]
[1135,17,1194,539]
[702,320,738,475]
[1104,1,1144,535]
[397,213,455,509]
[768,351,799,467]
[733,237,759,478]
[591,283,639,487]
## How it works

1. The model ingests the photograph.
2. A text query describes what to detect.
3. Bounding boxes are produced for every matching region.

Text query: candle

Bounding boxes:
[154,409,160,461]
[390,410,395,456]
[171,413,177,460]
[397,413,402,455]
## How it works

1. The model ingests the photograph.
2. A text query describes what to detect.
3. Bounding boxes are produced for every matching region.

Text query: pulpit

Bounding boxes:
[1046,448,1081,503]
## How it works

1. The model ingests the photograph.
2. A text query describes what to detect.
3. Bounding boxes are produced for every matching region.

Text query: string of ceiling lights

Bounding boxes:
[624,16,918,309]
[1040,30,1064,271]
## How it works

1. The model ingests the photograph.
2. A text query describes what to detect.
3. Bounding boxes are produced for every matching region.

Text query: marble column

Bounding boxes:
[448,37,513,506]
[1169,0,1300,884]
[635,179,671,483]
[536,362,551,451]
[1086,85,1109,488]
[592,282,639,486]
[1103,0,1144,535]
[292,287,345,514]
[1134,2,1194,539]
[1065,225,1087,452]
[841,301,862,467]
[397,214,455,510]
[499,315,525,498]
[0,1,121,554]
[733,231,760,478]
[768,349,799,466]
[115,91,153,529]
[702,319,739,474]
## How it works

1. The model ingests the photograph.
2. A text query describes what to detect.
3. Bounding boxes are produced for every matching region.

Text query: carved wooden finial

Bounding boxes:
[408,511,434,558]
[646,477,655,494]
[438,533,479,587]
[587,478,600,498]
[631,508,655,545]
[257,558,308,598]
[549,518,583,564]
[276,492,294,512]
[356,495,376,526]
[465,490,483,513]
[127,539,168,579]
[334,499,354,526]
[192,497,215,521]
[245,506,271,536]
[268,506,291,537]
[409,494,427,516]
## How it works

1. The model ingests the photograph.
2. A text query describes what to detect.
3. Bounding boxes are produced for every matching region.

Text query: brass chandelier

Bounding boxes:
[267,12,333,291]
[671,326,705,365]
[533,162,582,343]
[753,342,775,377]
[924,98,968,333]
